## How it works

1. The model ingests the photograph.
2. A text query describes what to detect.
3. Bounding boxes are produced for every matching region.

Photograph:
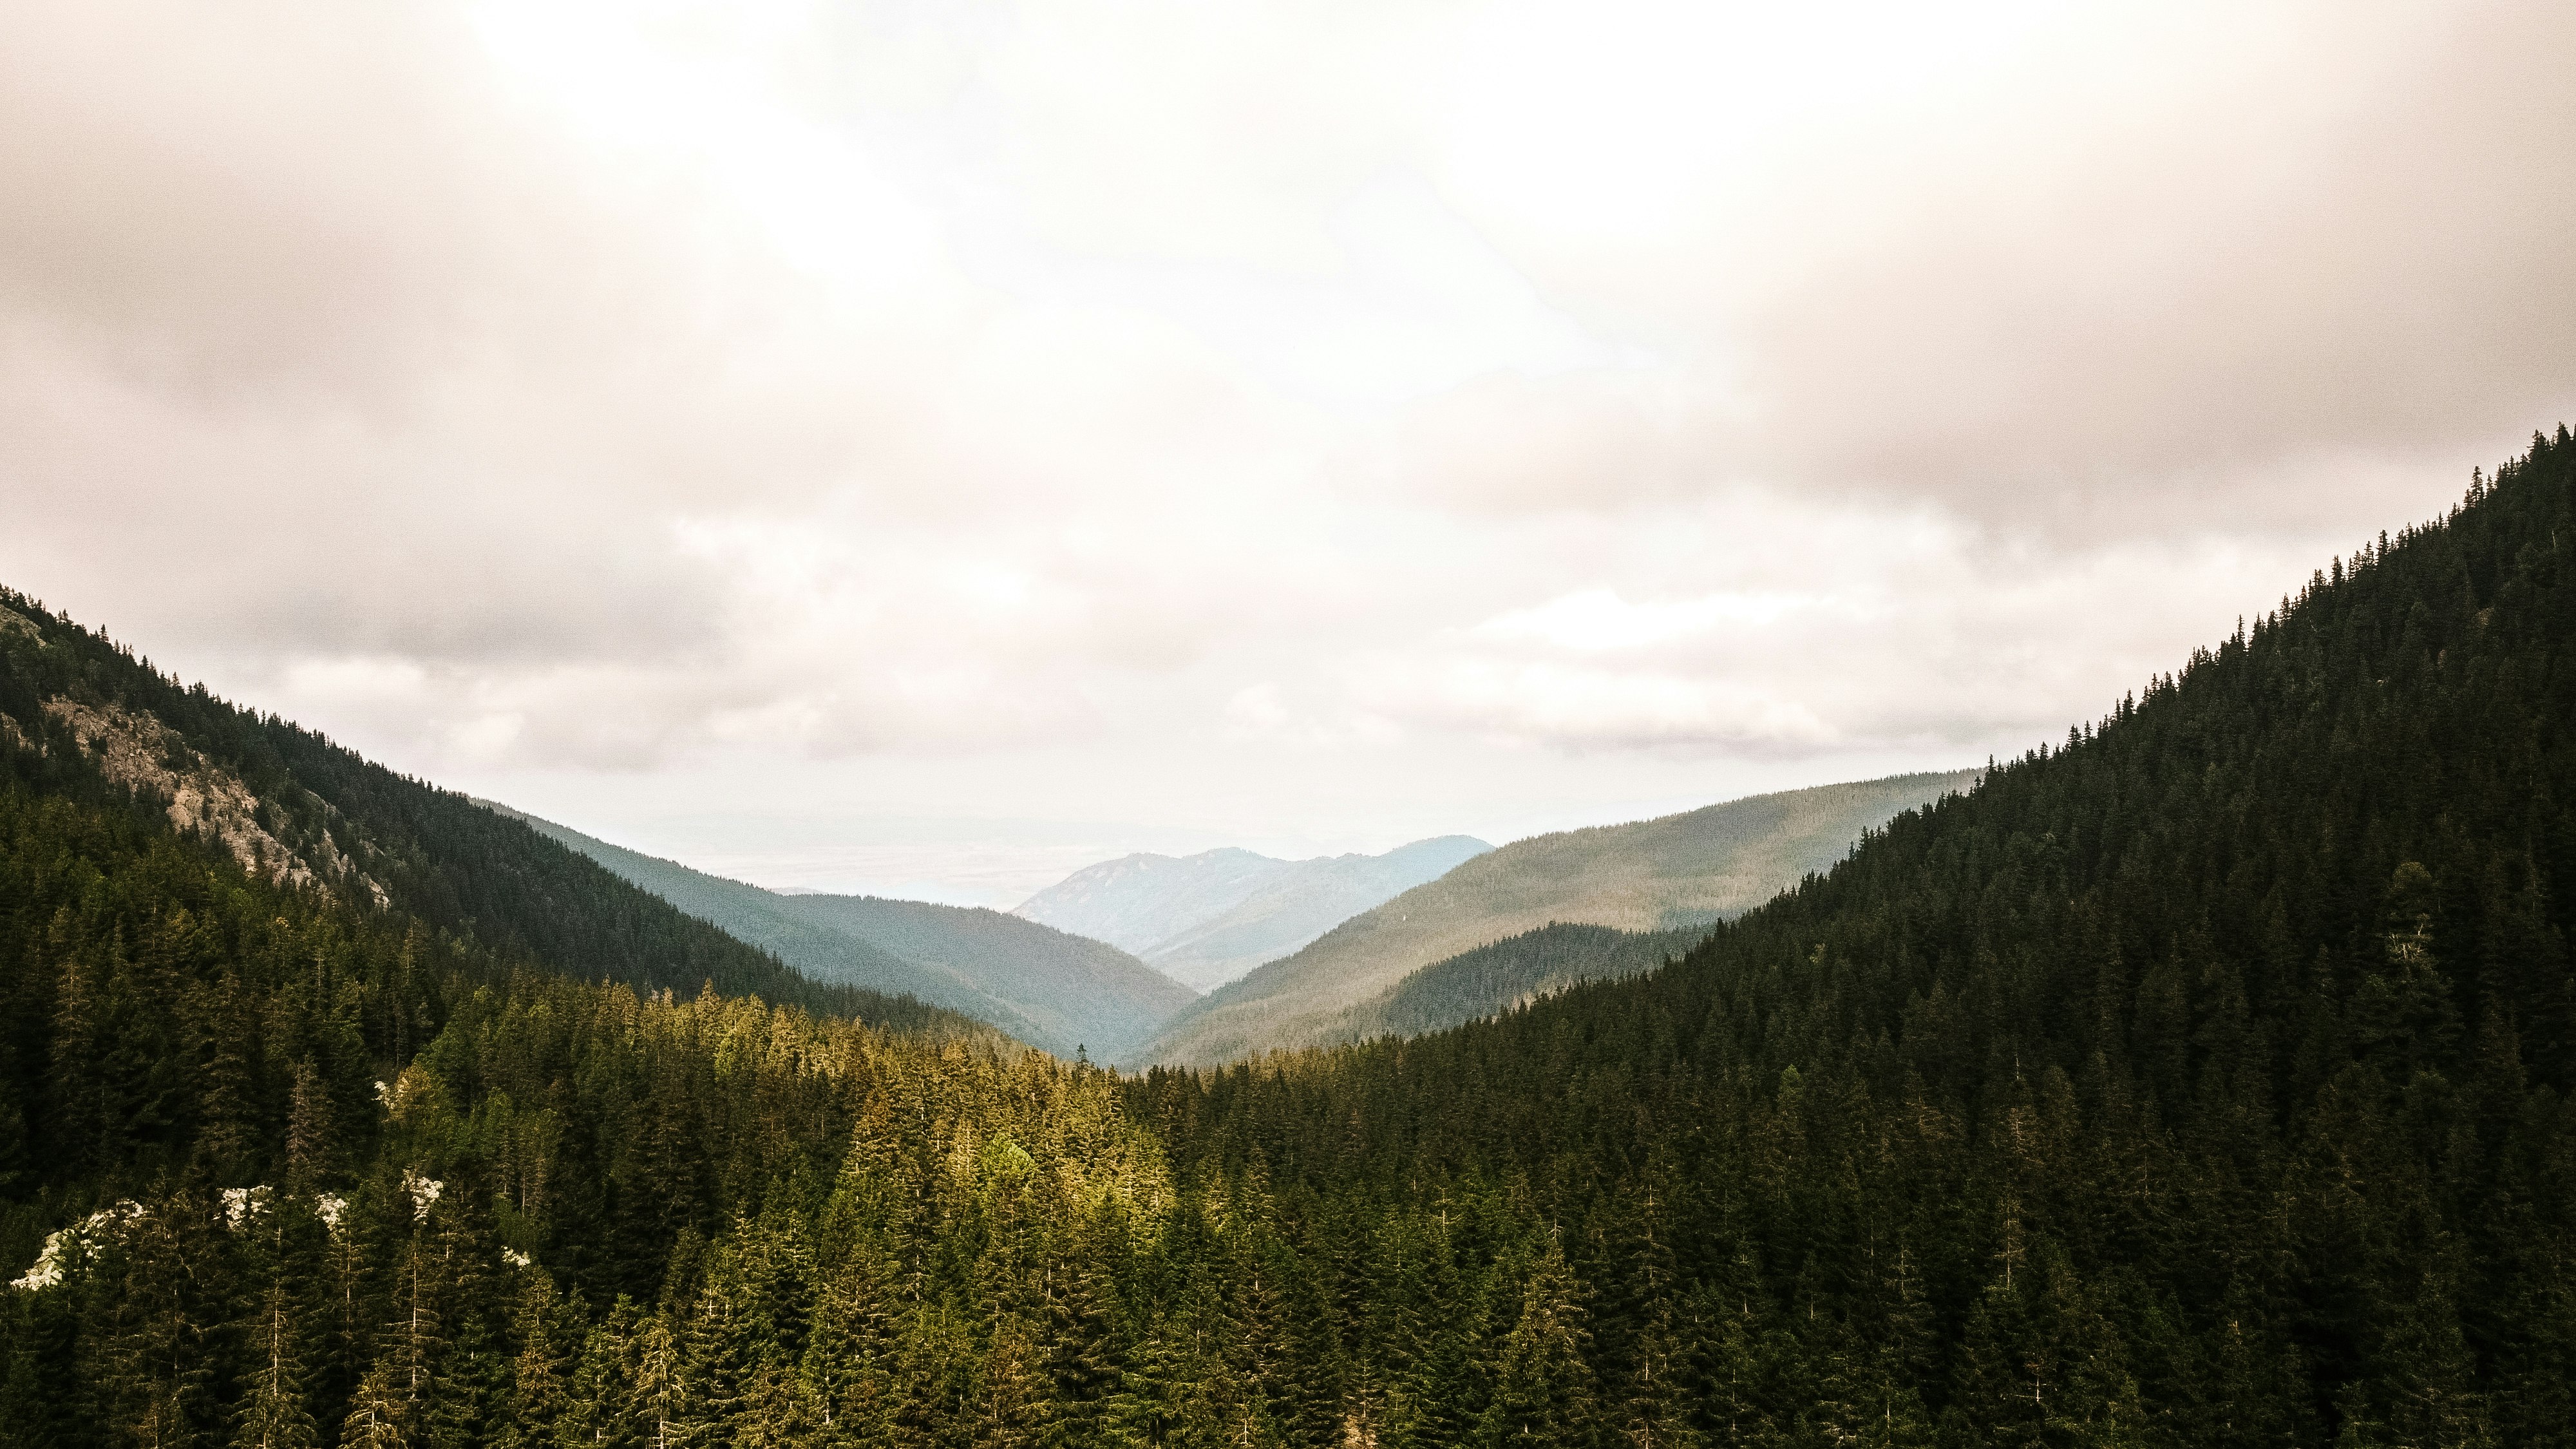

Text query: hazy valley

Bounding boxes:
[492,806,1197,1061]
[6,428,2573,1446]
[1014,837,1493,992]
[1131,769,1980,1065]
[5,433,2576,1433]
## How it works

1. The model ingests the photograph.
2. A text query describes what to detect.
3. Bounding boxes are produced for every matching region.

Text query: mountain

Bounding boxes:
[496,806,1197,1059]
[6,430,2573,1444]
[0,591,969,1034]
[1012,847,1284,955]
[1013,835,1492,990]
[1317,920,1705,1044]
[1124,431,2576,1439]
[766,895,1193,1060]
[1131,768,1978,1063]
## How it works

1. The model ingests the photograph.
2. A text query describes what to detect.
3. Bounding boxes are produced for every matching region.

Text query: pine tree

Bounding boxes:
[382,1224,448,1430]
[2372,1270,2496,1449]
[342,1363,411,1449]
[232,1282,321,1449]
[731,1359,822,1449]
[103,1188,221,1449]
[46,923,106,1177]
[496,1274,572,1449]
[558,1300,645,1449]
[283,1056,337,1193]
[193,963,261,1179]
[1612,1301,1698,1449]
[678,1257,752,1443]
[1039,1256,1128,1446]
[802,1258,900,1443]
[1479,1238,1602,1449]
[633,1316,694,1449]
[974,1318,1045,1449]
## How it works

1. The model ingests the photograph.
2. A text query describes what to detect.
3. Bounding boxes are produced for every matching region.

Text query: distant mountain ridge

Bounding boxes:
[1014,835,1491,991]
[497,806,1196,1059]
[1130,769,1978,1064]
[1015,848,1285,957]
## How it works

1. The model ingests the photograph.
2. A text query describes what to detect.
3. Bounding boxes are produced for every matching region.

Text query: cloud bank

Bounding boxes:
[4,0,2570,895]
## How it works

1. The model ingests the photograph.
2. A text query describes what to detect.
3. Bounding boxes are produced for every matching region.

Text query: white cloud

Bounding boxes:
[1464,589,1819,653]
[1362,658,1835,753]
[0,0,2566,893]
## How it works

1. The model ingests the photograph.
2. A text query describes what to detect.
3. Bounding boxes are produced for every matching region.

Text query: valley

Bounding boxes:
[2,434,2572,1443]
[1130,769,1980,1065]
[1014,836,1493,993]
[493,805,1195,1061]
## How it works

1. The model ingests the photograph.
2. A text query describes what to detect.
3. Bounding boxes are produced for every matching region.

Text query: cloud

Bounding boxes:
[1716,2,2576,520]
[0,0,2566,880]
[0,4,625,402]
[1360,658,1835,753]
[1325,505,2332,760]
[1464,589,1817,652]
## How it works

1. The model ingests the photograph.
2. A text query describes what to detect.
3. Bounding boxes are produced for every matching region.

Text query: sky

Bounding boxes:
[5,0,2573,906]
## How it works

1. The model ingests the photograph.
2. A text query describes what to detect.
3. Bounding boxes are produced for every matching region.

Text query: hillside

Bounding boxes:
[1128,431,2576,1441]
[498,808,1193,1058]
[1316,920,1705,1044]
[1132,768,1977,1063]
[760,895,1191,1061]
[0,592,965,1033]
[1015,835,1492,990]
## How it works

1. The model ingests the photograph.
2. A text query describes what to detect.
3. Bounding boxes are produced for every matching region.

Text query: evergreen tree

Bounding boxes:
[343,1363,411,1449]
[1481,1238,1602,1449]
[232,1281,320,1449]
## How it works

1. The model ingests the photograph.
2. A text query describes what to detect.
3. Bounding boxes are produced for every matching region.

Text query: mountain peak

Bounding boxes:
[1015,835,1493,989]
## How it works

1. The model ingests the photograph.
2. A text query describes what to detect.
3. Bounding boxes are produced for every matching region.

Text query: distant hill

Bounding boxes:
[1014,835,1491,990]
[1321,921,1705,1044]
[501,808,1197,1059]
[1128,769,1978,1063]
[1013,848,1285,958]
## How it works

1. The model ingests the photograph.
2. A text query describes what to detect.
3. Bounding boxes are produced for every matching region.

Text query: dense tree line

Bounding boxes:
[2,427,2573,1445]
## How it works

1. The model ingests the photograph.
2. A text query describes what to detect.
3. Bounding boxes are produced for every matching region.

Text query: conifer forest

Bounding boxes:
[4,428,2575,1446]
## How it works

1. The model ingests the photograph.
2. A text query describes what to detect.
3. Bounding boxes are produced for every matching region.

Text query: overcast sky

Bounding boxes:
[6,0,2572,904]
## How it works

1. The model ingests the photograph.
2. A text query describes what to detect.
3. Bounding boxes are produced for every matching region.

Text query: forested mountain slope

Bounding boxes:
[1318,920,1705,1045]
[1014,835,1492,991]
[498,806,1195,1058]
[0,594,949,1026]
[0,763,1046,1444]
[1122,433,2576,1443]
[1134,768,1976,1064]
[765,895,1191,1061]
[2,430,2572,1447]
